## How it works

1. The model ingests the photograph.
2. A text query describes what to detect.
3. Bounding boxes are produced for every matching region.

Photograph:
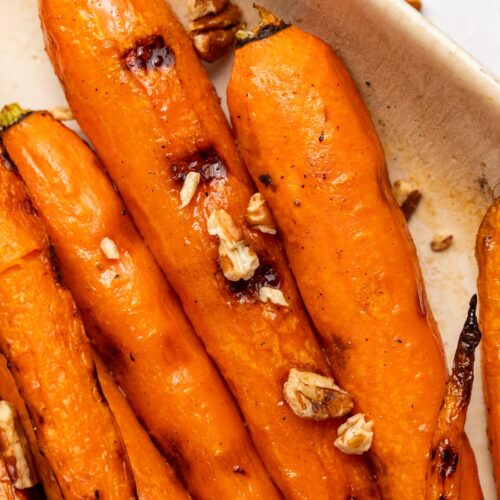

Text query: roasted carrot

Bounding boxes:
[0,141,135,499]
[476,198,500,497]
[94,357,188,500]
[0,355,62,500]
[3,109,277,500]
[425,296,481,500]
[227,17,481,498]
[40,0,379,497]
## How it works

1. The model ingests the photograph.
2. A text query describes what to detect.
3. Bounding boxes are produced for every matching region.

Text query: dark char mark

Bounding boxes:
[171,146,226,184]
[48,244,65,288]
[227,263,279,302]
[236,22,291,48]
[450,295,482,411]
[438,442,459,478]
[122,35,174,73]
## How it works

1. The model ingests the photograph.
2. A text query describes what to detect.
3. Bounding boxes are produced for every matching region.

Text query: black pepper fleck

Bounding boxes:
[258,174,272,187]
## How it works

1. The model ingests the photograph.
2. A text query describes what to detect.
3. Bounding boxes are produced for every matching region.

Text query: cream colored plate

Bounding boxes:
[1,0,499,497]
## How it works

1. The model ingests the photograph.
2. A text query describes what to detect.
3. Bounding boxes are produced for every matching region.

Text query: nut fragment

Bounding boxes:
[188,3,241,31]
[207,209,259,281]
[283,368,353,420]
[192,28,239,63]
[180,171,201,208]
[334,413,374,455]
[100,237,120,260]
[246,193,277,235]
[188,0,227,20]
[392,179,422,220]
[259,286,288,307]
[430,234,453,252]
[48,106,74,121]
[0,401,36,489]
[188,1,242,62]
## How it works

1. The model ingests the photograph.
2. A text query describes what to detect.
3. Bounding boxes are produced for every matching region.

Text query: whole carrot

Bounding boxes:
[425,296,481,499]
[0,355,62,499]
[476,198,500,497]
[0,141,135,499]
[40,0,379,497]
[2,108,277,500]
[227,15,481,498]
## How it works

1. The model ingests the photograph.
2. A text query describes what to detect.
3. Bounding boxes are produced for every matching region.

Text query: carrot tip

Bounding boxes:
[0,103,30,130]
[459,294,481,354]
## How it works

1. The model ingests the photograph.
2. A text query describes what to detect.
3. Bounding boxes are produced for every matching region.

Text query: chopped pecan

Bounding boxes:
[188,0,228,21]
[334,413,374,455]
[0,401,36,489]
[246,193,277,235]
[258,286,288,307]
[188,3,241,31]
[179,171,201,208]
[207,209,259,281]
[283,368,353,420]
[192,26,240,63]
[49,106,74,121]
[188,1,242,62]
[100,237,120,260]
[392,179,422,220]
[431,234,453,252]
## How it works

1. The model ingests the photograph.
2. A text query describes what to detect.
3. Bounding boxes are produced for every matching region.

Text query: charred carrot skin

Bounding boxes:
[94,357,188,500]
[228,24,481,499]
[476,199,500,497]
[425,297,481,500]
[40,1,379,498]
[3,111,277,500]
[0,355,63,500]
[0,143,135,499]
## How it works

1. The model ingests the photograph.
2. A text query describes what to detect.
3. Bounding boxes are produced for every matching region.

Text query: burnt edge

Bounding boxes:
[170,146,227,184]
[236,22,290,48]
[48,243,66,288]
[457,294,481,356]
[437,441,459,478]
[227,263,280,302]
[122,34,175,73]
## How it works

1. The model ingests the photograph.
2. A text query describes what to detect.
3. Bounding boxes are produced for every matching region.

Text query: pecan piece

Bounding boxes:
[334,413,374,455]
[0,401,37,489]
[207,209,260,281]
[246,193,277,235]
[283,368,353,420]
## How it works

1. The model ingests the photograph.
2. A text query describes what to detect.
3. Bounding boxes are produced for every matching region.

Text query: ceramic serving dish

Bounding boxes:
[1,0,499,496]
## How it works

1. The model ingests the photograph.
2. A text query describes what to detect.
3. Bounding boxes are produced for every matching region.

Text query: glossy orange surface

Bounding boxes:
[227,25,480,499]
[0,354,63,500]
[40,1,378,497]
[476,199,500,498]
[4,111,277,500]
[95,357,188,500]
[0,144,135,499]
